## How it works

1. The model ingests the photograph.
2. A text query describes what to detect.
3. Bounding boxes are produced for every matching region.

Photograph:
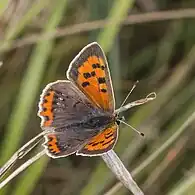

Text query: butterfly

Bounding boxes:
[0,43,156,188]
[38,42,120,158]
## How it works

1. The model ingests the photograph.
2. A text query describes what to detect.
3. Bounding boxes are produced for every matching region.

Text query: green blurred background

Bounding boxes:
[0,0,195,194]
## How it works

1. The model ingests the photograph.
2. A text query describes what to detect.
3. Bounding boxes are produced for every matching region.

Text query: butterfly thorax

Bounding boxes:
[62,113,115,131]
[82,114,116,129]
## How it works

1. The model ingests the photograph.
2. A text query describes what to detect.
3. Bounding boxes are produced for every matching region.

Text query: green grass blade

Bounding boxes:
[0,1,68,194]
[13,156,49,195]
[0,0,9,17]
[0,0,50,52]
[5,0,50,40]
[97,0,135,52]
[168,168,195,195]
[11,0,68,194]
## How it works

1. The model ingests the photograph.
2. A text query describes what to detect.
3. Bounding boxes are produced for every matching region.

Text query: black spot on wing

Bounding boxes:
[101,89,107,93]
[43,107,47,112]
[92,64,97,69]
[46,92,51,96]
[82,81,90,87]
[91,71,96,76]
[83,72,91,79]
[102,138,115,146]
[92,63,101,69]
[43,99,48,103]
[92,143,99,146]
[105,133,114,139]
[98,77,106,84]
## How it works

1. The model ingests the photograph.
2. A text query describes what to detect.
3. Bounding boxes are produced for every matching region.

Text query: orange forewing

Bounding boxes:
[77,124,118,156]
[67,43,115,112]
[77,55,110,110]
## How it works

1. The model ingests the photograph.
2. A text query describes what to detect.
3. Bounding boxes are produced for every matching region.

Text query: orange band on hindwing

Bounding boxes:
[46,134,60,154]
[84,126,115,151]
[77,124,118,156]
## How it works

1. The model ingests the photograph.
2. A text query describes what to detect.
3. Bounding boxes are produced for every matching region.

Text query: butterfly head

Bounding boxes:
[113,113,124,125]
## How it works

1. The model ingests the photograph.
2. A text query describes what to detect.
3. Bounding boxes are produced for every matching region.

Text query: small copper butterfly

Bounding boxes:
[38,42,120,158]
[0,43,156,189]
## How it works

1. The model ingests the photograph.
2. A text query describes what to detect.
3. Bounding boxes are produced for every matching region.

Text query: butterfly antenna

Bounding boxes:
[118,119,144,137]
[119,81,139,109]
